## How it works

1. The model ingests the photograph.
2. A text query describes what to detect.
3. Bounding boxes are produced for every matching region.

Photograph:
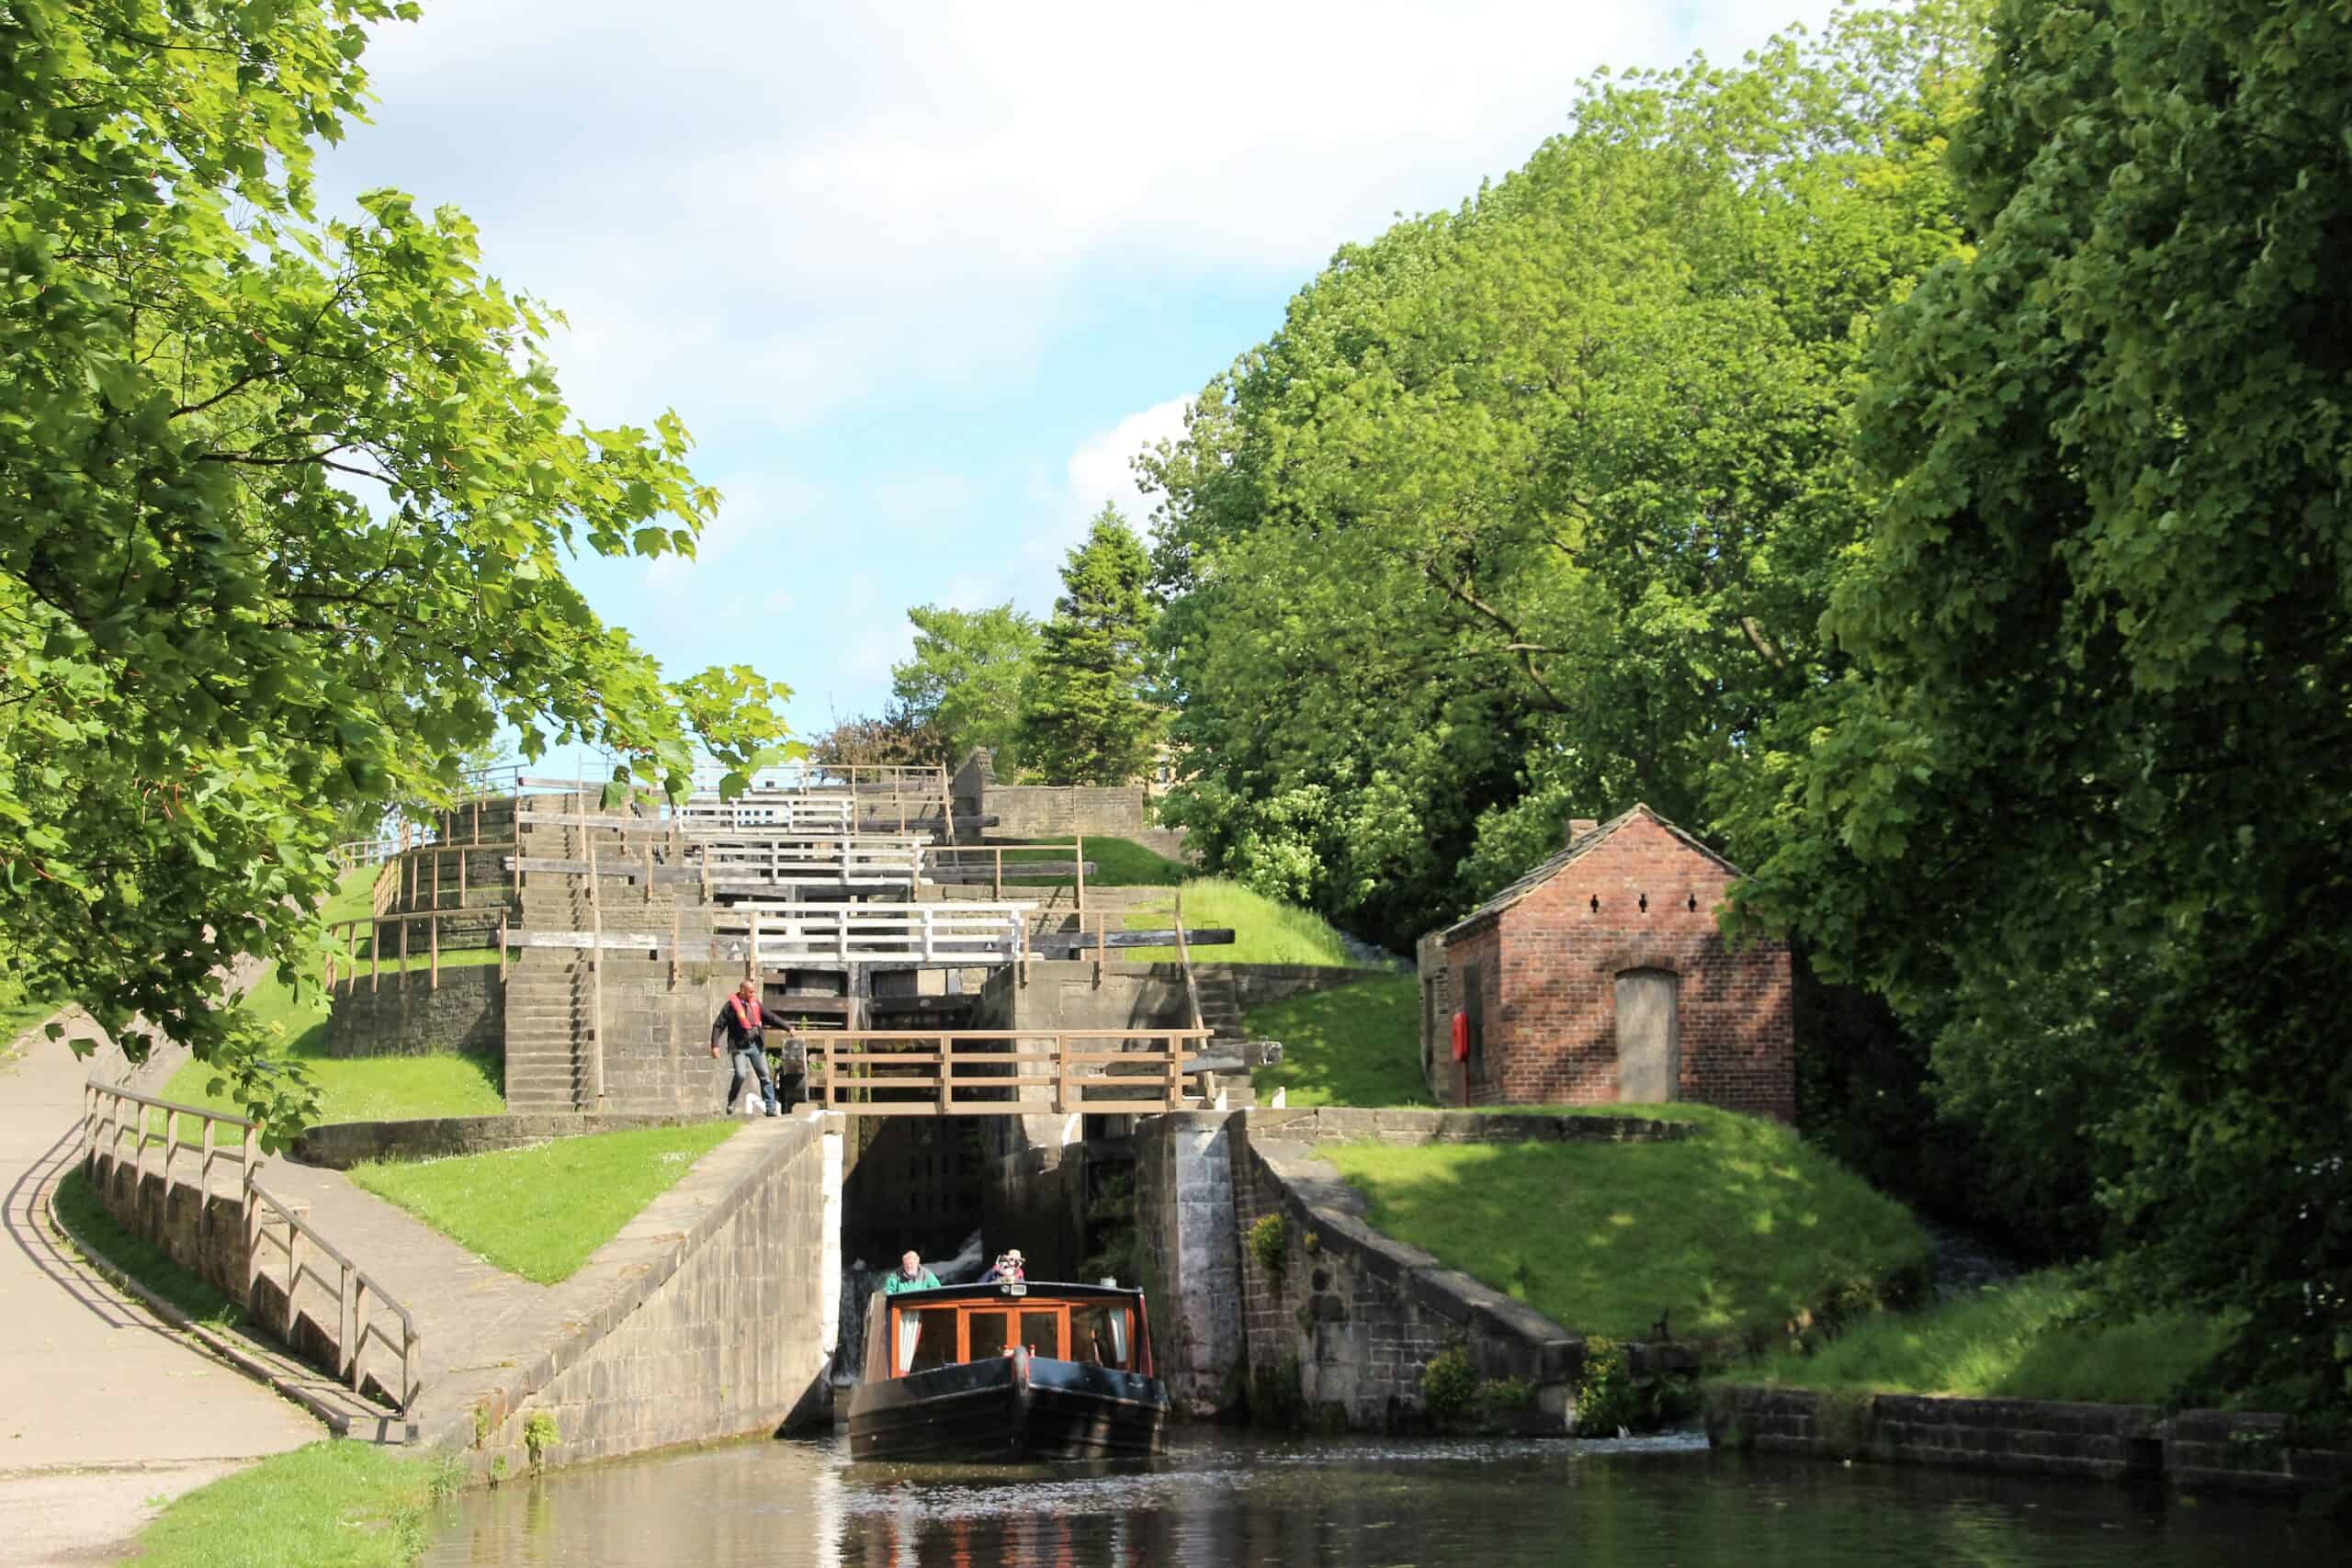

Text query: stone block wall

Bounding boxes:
[291,1111,721,1169]
[1706,1386,2352,1497]
[986,784,1151,838]
[86,1142,253,1301]
[326,965,502,1056]
[466,1115,841,1472]
[1133,1112,1242,1416]
[1454,811,1794,1118]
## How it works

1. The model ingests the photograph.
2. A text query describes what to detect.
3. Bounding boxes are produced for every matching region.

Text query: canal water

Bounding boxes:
[424,1429,2333,1565]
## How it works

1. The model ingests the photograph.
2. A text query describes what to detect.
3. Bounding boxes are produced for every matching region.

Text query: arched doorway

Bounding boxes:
[1614,967,1680,1103]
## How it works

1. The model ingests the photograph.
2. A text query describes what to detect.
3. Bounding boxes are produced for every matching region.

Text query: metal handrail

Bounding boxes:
[247,1174,424,1414]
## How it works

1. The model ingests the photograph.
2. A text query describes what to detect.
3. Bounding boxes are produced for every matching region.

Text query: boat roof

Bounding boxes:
[875,1280,1145,1307]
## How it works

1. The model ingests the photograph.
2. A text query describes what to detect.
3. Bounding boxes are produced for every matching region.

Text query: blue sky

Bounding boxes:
[311,0,1838,759]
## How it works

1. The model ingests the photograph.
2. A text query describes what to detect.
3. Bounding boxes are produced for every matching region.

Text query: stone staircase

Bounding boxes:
[504,826,597,1111]
[1193,965,1248,1043]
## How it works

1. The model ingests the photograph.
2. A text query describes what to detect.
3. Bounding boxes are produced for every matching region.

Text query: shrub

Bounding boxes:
[1248,1212,1288,1279]
[1421,1344,1478,1424]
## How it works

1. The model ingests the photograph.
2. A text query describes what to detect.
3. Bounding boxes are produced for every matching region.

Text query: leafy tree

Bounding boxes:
[888,603,1038,770]
[0,0,789,1135]
[1730,0,2352,1413]
[1017,507,1164,784]
[805,705,947,770]
[1142,3,1984,946]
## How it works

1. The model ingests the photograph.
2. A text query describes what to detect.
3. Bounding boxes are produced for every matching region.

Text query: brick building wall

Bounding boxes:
[1445,808,1794,1120]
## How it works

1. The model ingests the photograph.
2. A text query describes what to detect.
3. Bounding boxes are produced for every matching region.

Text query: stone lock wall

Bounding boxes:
[1132,1113,1243,1416]
[85,1142,254,1301]
[1453,812,1795,1119]
[326,965,503,1057]
[466,1114,842,1472]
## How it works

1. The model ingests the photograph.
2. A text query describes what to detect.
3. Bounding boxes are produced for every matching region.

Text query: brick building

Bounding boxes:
[1417,805,1793,1119]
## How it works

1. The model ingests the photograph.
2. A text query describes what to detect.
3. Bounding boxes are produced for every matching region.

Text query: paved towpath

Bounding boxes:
[0,1017,322,1567]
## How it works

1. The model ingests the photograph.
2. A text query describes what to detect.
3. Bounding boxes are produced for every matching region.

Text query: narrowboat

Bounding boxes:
[844,1280,1170,1461]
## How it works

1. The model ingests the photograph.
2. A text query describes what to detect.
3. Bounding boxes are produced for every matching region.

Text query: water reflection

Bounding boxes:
[425,1429,2331,1567]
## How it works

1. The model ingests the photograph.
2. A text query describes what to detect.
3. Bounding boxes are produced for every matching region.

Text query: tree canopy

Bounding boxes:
[1017,506,1164,785]
[1,0,788,1131]
[888,603,1039,771]
[1729,0,2352,1413]
[1141,2,1982,947]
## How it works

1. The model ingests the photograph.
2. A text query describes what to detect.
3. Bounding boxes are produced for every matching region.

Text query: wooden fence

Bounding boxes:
[80,1081,423,1414]
[804,1029,1211,1116]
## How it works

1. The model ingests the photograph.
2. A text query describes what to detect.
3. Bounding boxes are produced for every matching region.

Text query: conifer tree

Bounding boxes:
[1017,508,1165,784]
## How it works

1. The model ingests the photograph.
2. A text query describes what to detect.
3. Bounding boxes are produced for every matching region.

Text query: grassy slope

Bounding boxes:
[1124,877,1358,964]
[998,835,1186,886]
[159,967,503,1127]
[1320,1105,1932,1342]
[1245,975,1433,1107]
[349,1122,740,1283]
[1729,1269,2236,1405]
[126,1442,440,1568]
[0,974,61,1058]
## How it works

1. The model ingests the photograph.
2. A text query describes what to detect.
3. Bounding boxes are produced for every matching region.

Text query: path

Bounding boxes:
[0,1021,322,1567]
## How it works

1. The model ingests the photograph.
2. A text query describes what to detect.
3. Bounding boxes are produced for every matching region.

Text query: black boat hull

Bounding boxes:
[846,1350,1167,1462]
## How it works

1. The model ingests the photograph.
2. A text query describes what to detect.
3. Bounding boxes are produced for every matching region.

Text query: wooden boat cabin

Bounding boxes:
[849,1280,1169,1461]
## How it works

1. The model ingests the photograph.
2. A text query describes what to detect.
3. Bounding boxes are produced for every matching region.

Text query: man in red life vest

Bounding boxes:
[709,976,792,1116]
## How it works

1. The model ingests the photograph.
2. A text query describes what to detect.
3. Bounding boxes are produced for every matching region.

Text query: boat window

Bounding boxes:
[899,1308,957,1375]
[967,1310,1011,1360]
[1072,1305,1131,1369]
[1019,1309,1063,1359]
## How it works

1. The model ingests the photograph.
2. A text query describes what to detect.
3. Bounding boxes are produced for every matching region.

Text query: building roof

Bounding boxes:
[1442,803,1746,941]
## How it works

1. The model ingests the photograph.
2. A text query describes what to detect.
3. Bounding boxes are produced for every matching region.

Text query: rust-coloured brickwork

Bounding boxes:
[1442,807,1794,1121]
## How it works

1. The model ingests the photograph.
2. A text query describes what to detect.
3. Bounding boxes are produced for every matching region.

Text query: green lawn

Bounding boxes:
[1318,1105,1931,1342]
[996,834,1187,886]
[1125,878,1360,964]
[126,1441,440,1568]
[51,1167,243,1329]
[1727,1269,2236,1406]
[0,974,61,1065]
[322,862,390,926]
[1245,975,1433,1107]
[348,1122,740,1283]
[158,969,503,1128]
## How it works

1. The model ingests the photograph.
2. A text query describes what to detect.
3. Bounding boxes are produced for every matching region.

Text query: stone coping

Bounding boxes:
[292,1112,721,1170]
[1238,1105,1690,1146]
[434,1112,836,1457]
[1707,1383,2352,1498]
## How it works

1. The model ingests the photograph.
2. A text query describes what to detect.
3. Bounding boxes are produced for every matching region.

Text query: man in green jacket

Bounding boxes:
[883,1250,939,1293]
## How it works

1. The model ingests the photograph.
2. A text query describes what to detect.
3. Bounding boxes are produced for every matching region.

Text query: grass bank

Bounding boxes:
[349,1122,739,1283]
[1244,975,1432,1107]
[126,1441,442,1568]
[1318,1105,1931,1342]
[158,968,503,1128]
[1125,878,1359,964]
[0,974,61,1065]
[997,834,1186,886]
[1725,1269,2236,1406]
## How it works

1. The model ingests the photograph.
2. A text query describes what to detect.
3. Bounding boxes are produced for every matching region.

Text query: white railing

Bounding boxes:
[513,902,1038,965]
[691,835,925,887]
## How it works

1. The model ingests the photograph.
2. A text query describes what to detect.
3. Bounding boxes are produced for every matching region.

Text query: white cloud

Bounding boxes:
[1067,397,1192,539]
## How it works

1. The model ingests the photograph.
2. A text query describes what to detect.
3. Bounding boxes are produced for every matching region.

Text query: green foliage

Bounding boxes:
[1319,1107,1931,1341]
[1573,1338,1642,1436]
[1248,1212,1289,1280]
[891,604,1040,770]
[0,0,793,1143]
[0,974,60,1063]
[1243,975,1433,1109]
[1420,1343,1477,1423]
[348,1122,738,1283]
[159,969,503,1128]
[1120,878,1363,964]
[522,1410,560,1472]
[1734,1270,2235,1408]
[1017,507,1164,784]
[124,1440,437,1568]
[1726,0,2352,1416]
[1142,4,1984,947]
[1249,1355,1306,1429]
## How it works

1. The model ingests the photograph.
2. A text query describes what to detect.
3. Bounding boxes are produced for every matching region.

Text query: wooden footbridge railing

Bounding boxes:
[804,1029,1211,1116]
